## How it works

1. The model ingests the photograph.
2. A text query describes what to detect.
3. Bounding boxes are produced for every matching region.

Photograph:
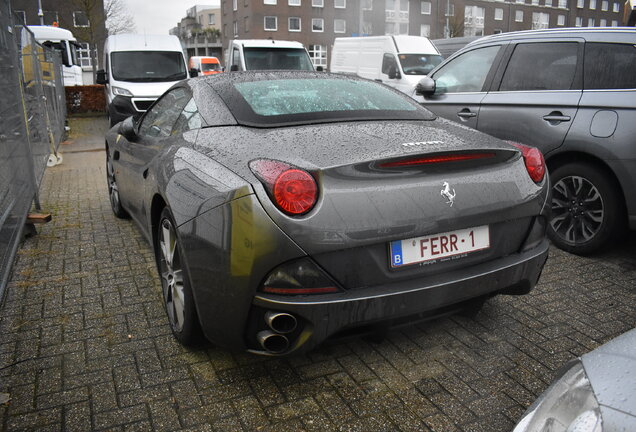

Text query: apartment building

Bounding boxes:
[171,5,224,59]
[220,0,627,68]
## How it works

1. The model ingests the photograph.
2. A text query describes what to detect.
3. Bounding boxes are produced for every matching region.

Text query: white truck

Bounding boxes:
[96,34,189,126]
[27,25,83,86]
[225,39,316,71]
[330,35,442,99]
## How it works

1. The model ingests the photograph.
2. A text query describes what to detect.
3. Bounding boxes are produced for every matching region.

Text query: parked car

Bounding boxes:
[417,28,636,255]
[189,56,222,76]
[330,35,443,98]
[225,39,315,71]
[96,34,190,126]
[513,327,636,431]
[105,71,549,355]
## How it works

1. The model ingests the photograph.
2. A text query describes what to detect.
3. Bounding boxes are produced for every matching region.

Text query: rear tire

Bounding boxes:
[547,162,623,255]
[106,150,129,219]
[155,207,201,345]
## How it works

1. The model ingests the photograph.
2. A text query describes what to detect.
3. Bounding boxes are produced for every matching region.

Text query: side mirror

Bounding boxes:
[388,65,401,80]
[118,116,137,141]
[221,66,226,72]
[316,66,324,72]
[230,64,239,72]
[415,76,436,97]
[189,68,199,77]
[96,69,108,84]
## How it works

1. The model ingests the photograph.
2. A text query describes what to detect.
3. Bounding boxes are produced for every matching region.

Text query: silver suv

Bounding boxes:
[418,28,636,254]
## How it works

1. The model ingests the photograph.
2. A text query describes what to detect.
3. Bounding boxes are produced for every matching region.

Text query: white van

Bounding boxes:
[96,34,189,126]
[27,25,83,86]
[330,35,442,99]
[225,39,315,71]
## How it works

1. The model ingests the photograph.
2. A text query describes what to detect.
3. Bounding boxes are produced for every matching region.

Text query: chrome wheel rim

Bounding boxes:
[550,175,604,245]
[106,157,120,211]
[159,218,185,332]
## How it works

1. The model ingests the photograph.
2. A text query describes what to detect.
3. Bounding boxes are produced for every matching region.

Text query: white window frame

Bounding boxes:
[600,18,607,25]
[73,11,89,27]
[289,0,301,4]
[362,0,373,10]
[613,2,620,11]
[308,44,327,67]
[233,0,238,11]
[264,16,278,30]
[611,19,618,26]
[14,10,26,24]
[557,14,566,25]
[589,0,596,9]
[601,0,608,9]
[558,0,567,8]
[577,0,584,7]
[575,16,583,25]
[420,23,430,36]
[399,22,409,34]
[312,0,324,7]
[421,1,431,14]
[334,18,346,33]
[78,42,93,69]
[335,0,346,7]
[233,20,238,36]
[495,8,504,20]
[588,17,595,25]
[209,14,216,25]
[399,0,409,12]
[515,10,524,21]
[289,16,301,31]
[312,18,324,31]
[545,0,553,6]
[532,0,539,5]
[264,0,277,4]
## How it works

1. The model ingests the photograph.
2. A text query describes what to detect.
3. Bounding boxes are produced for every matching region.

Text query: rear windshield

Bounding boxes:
[201,62,220,72]
[111,51,187,82]
[399,54,443,75]
[244,48,314,71]
[219,77,433,127]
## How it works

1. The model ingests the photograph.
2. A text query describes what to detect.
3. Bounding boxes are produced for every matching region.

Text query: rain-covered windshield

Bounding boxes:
[111,51,187,82]
[220,76,434,127]
[243,48,314,71]
[398,54,443,75]
[201,62,220,72]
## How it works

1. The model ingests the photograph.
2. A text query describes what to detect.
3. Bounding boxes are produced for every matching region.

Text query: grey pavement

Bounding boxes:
[1,115,635,431]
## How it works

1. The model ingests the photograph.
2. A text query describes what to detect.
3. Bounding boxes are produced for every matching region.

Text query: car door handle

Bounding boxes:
[543,112,571,123]
[374,79,383,83]
[457,110,477,119]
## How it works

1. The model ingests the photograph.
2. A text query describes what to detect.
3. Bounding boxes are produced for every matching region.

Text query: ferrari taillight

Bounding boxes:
[508,142,546,184]
[379,152,495,168]
[249,159,318,216]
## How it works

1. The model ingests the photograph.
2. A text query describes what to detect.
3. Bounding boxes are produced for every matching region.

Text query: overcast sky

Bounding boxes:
[125,1,220,35]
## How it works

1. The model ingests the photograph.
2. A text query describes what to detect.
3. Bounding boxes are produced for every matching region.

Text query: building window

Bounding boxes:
[308,44,327,68]
[446,3,454,16]
[399,22,408,33]
[613,2,620,11]
[421,1,431,14]
[420,24,430,36]
[14,10,26,24]
[233,0,238,11]
[362,0,373,10]
[532,0,539,5]
[516,0,524,4]
[558,0,567,7]
[575,16,583,25]
[385,21,396,34]
[209,14,216,25]
[545,0,553,6]
[515,10,524,21]
[73,11,90,27]
[362,20,373,34]
[611,19,618,25]
[78,42,92,68]
[264,16,277,30]
[334,18,346,32]
[289,0,301,4]
[601,0,608,9]
[532,12,550,28]
[289,17,301,31]
[600,18,607,25]
[465,6,485,36]
[335,0,346,7]
[589,0,596,8]
[312,18,324,31]
[400,0,409,12]
[264,0,277,4]
[577,0,584,6]
[43,11,58,25]
[495,8,504,20]
[588,17,595,25]
[233,20,238,36]
[312,0,324,6]
[558,14,566,24]
[386,0,395,10]
[244,17,249,32]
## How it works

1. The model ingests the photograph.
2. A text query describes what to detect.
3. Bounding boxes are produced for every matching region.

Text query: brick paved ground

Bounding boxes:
[1,116,635,431]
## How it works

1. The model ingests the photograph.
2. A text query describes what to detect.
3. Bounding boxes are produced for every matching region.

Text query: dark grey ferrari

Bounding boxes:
[105,71,550,355]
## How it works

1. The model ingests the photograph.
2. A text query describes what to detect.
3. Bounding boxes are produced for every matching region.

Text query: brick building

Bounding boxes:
[10,0,107,84]
[220,0,627,68]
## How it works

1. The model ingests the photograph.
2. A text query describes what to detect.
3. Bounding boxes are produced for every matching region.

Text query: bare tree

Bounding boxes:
[105,0,136,35]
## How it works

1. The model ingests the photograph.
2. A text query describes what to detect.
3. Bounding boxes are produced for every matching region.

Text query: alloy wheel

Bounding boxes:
[158,218,185,332]
[550,175,604,245]
[106,157,121,211]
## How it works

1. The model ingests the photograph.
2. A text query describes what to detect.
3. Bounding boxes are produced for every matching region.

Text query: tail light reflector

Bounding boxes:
[260,258,342,295]
[379,152,495,168]
[508,142,546,183]
[249,159,318,216]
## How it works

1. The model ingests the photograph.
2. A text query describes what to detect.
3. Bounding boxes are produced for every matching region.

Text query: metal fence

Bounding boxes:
[0,0,66,301]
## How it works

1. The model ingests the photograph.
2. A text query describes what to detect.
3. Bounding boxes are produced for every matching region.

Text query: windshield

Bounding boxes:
[111,51,187,82]
[398,54,443,75]
[219,76,433,127]
[201,62,220,72]
[243,48,314,71]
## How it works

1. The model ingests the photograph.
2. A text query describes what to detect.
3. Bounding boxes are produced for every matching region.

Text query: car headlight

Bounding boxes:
[513,360,602,432]
[112,86,133,97]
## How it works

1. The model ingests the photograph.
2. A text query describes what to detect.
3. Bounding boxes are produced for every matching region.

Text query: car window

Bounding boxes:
[431,45,500,93]
[499,42,579,91]
[172,98,203,134]
[232,47,241,69]
[381,53,399,75]
[138,88,191,138]
[584,42,636,90]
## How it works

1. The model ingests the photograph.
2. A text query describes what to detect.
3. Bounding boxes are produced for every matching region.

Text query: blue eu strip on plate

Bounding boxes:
[390,240,403,267]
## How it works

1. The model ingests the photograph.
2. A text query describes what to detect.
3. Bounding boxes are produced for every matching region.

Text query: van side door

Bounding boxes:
[478,40,584,155]
[421,45,504,130]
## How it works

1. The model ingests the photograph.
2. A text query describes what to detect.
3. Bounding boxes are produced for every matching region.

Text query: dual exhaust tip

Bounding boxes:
[257,311,298,354]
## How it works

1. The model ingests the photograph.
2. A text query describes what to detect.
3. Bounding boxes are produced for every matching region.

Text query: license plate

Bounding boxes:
[390,225,490,268]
